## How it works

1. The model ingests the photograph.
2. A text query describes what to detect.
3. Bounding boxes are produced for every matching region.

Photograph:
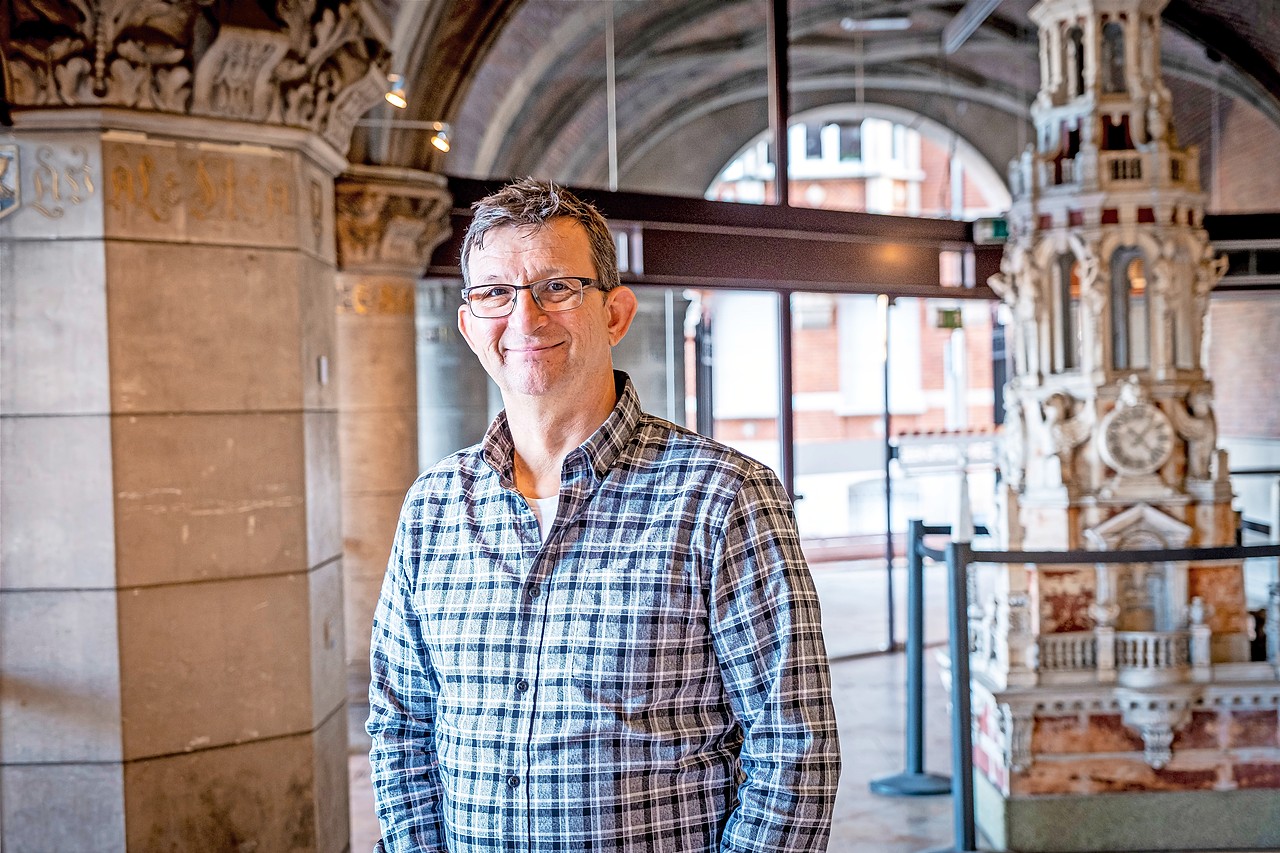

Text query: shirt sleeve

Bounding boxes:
[708,466,842,853]
[366,492,448,853]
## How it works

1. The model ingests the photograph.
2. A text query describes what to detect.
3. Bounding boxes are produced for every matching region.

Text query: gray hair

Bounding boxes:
[460,178,620,292]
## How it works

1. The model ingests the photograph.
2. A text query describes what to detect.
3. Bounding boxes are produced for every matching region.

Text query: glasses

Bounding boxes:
[462,276,601,318]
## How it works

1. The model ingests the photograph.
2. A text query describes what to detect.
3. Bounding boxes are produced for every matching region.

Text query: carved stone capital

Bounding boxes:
[4,0,390,155]
[335,165,451,275]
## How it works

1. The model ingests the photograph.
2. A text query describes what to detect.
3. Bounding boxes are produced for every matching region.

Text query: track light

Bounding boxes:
[353,117,453,155]
[385,73,407,109]
[430,124,451,152]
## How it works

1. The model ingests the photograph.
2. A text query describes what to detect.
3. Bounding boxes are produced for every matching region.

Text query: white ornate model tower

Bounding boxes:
[976,0,1280,849]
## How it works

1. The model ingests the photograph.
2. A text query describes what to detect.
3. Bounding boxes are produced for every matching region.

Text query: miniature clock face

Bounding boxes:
[1099,403,1175,475]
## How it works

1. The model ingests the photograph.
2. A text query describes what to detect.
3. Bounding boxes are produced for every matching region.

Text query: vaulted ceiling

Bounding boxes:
[353,0,1280,202]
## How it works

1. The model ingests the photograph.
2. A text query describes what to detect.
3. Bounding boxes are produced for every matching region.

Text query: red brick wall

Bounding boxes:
[919,138,953,217]
[792,325,840,393]
[1207,296,1280,439]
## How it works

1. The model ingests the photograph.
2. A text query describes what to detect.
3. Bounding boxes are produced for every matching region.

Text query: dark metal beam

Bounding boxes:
[431,177,999,300]
[766,0,791,207]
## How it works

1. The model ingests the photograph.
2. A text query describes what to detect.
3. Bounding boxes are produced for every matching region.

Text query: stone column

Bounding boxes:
[0,3,388,850]
[334,167,451,703]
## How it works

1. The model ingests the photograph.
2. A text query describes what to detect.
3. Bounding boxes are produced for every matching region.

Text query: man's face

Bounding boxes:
[458,217,636,403]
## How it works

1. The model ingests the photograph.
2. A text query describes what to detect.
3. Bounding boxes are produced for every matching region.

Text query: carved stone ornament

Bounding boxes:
[334,174,452,273]
[998,703,1034,773]
[4,0,389,155]
[1116,688,1195,770]
[0,145,19,221]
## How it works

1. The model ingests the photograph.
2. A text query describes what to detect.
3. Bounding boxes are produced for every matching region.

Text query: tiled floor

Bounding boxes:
[348,558,964,852]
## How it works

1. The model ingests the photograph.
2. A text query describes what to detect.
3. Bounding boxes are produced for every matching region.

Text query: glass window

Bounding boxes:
[1053,253,1081,371]
[1111,247,1148,370]
[839,122,862,161]
[805,122,824,159]
[1102,21,1127,94]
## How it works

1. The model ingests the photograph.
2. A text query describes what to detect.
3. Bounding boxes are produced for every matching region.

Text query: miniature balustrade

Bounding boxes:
[1038,631,1098,672]
[1028,142,1197,197]
[1034,629,1195,686]
[1115,631,1191,686]
[1102,152,1144,183]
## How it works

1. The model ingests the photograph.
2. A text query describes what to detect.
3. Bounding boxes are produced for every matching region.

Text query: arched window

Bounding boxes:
[1067,26,1085,97]
[1101,21,1127,94]
[1111,247,1149,370]
[1053,253,1081,371]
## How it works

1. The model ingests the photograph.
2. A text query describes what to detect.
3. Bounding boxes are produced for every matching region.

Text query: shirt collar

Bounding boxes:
[481,370,641,487]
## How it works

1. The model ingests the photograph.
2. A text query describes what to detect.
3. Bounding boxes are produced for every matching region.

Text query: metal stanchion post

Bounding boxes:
[872,519,950,797]
[923,539,978,853]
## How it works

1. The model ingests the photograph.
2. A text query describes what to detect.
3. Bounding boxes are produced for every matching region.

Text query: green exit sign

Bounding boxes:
[936,307,963,329]
[973,217,1009,245]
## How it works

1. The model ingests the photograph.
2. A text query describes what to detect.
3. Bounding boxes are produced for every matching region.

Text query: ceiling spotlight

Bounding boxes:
[352,116,452,154]
[385,73,407,109]
[430,123,451,153]
[840,15,912,31]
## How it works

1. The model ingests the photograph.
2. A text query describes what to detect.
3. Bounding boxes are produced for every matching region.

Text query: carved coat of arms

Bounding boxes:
[0,144,18,221]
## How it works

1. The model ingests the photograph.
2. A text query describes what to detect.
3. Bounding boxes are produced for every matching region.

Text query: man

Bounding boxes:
[367,178,840,852]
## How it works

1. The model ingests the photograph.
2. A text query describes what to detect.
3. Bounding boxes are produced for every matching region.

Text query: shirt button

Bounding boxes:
[507,775,520,789]
[527,586,541,599]
[516,679,529,693]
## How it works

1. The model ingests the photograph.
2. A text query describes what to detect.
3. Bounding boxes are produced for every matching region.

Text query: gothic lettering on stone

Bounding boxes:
[189,155,292,225]
[109,153,180,223]
[30,145,95,219]
[337,281,413,316]
[310,179,326,248]
[106,146,293,230]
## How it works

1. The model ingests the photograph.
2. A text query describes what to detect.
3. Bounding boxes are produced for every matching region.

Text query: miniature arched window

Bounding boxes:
[1101,21,1127,94]
[1052,253,1082,371]
[1068,26,1086,97]
[1111,246,1149,370]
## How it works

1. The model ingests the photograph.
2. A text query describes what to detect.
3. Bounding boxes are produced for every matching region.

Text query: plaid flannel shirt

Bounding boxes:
[368,372,839,852]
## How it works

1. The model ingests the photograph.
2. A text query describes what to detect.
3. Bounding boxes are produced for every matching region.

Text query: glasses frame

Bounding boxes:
[461,276,601,318]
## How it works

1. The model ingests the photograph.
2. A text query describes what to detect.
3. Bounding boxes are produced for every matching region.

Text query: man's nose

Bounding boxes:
[507,287,548,331]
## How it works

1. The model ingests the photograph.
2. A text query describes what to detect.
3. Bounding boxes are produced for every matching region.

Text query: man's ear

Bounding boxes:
[457,303,481,354]
[605,285,638,346]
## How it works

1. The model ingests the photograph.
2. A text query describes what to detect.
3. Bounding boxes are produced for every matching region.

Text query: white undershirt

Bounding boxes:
[527,495,560,542]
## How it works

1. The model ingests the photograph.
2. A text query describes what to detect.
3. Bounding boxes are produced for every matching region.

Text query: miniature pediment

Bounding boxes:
[1084,503,1192,551]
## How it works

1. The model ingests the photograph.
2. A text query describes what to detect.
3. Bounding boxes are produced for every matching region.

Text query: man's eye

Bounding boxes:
[478,286,513,300]
[541,279,573,293]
